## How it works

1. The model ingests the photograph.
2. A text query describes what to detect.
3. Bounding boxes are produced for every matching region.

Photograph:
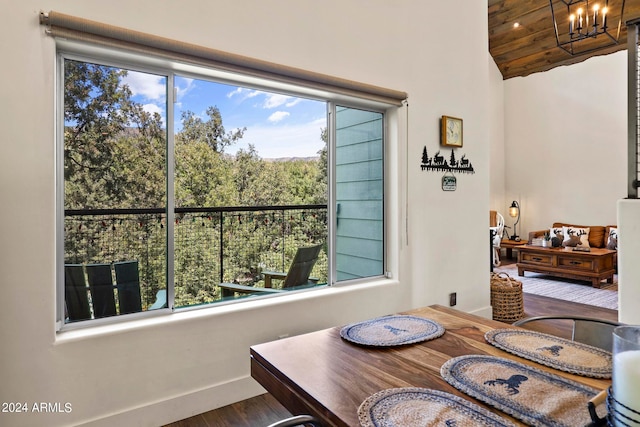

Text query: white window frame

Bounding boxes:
[55,41,394,330]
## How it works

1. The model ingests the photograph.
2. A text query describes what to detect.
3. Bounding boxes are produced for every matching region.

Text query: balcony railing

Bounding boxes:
[64,205,328,309]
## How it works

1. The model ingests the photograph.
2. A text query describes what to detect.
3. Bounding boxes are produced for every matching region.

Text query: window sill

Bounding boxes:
[55,277,399,345]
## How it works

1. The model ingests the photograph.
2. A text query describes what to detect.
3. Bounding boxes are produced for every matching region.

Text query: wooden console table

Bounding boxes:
[517,245,616,288]
[501,238,527,259]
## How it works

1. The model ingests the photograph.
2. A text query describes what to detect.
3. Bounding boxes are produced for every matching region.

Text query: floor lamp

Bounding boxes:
[509,200,520,241]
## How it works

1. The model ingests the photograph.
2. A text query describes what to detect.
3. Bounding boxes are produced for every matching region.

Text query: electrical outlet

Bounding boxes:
[449,292,457,306]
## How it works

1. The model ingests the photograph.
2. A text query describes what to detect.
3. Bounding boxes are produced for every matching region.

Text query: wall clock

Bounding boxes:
[441,115,463,148]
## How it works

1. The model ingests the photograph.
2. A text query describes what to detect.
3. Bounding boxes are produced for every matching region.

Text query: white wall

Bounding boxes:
[503,51,627,237]
[618,200,640,324]
[0,1,492,426]
[489,58,506,215]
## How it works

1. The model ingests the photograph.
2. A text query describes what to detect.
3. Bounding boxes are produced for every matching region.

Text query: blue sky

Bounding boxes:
[121,71,327,159]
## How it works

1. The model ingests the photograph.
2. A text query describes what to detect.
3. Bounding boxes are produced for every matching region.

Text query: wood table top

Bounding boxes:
[250,304,610,427]
[519,245,616,256]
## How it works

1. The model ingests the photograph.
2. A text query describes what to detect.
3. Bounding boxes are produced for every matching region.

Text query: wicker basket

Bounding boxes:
[490,272,525,323]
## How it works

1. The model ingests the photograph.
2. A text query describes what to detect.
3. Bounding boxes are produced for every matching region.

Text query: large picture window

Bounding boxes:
[58,50,389,327]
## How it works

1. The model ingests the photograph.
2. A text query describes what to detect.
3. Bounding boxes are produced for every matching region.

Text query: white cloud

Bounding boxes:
[142,103,166,126]
[121,71,166,101]
[176,78,195,102]
[263,94,292,109]
[268,111,290,123]
[142,103,163,116]
[229,118,326,159]
[227,87,262,100]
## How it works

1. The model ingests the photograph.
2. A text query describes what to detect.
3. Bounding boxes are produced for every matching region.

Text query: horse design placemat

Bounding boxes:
[340,315,445,346]
[485,329,612,378]
[358,387,516,427]
[441,355,604,427]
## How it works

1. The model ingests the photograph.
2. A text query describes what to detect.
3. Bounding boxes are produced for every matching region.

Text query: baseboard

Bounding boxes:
[469,305,492,319]
[77,376,264,427]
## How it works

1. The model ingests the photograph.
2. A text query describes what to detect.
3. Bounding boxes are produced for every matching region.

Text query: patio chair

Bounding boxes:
[513,315,623,351]
[114,260,142,314]
[266,415,323,427]
[86,263,117,318]
[64,264,91,321]
[148,289,168,310]
[218,244,323,298]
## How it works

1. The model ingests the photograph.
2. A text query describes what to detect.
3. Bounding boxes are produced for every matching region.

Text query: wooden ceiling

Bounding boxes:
[489,0,640,79]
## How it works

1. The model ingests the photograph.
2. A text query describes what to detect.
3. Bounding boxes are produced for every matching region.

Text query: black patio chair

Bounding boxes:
[114,260,142,314]
[86,263,117,318]
[64,264,91,321]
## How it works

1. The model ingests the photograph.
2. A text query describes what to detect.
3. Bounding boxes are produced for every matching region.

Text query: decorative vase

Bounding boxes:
[542,240,551,248]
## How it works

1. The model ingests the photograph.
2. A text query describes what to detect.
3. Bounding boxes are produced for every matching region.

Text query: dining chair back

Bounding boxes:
[514,315,623,351]
[86,263,117,318]
[490,210,505,268]
[266,415,323,427]
[64,264,91,321]
[114,260,142,314]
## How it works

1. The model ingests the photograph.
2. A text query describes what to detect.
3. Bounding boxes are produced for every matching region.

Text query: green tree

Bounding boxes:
[178,107,246,153]
[64,60,166,210]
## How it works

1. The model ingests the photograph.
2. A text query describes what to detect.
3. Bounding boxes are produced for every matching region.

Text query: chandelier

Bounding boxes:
[550,0,626,55]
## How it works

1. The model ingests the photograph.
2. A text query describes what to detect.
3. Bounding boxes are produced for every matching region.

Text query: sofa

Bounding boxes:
[528,222,617,250]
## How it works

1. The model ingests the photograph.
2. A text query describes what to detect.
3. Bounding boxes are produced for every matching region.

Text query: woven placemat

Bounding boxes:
[441,355,605,427]
[358,387,516,427]
[485,329,612,378]
[340,315,445,346]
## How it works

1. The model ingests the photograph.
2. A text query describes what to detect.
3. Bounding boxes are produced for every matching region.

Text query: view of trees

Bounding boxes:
[63,59,328,311]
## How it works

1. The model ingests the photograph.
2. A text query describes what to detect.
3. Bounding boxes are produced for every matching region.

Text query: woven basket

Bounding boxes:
[490,272,525,323]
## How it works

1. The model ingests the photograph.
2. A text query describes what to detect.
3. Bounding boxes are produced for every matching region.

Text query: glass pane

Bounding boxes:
[63,59,167,322]
[335,106,384,281]
[173,76,328,307]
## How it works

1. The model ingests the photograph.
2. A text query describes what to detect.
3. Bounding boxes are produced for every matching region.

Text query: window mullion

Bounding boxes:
[328,102,336,286]
[166,75,176,310]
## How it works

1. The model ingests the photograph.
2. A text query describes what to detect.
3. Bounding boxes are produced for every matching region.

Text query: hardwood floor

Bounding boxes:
[164,268,618,427]
[163,393,291,427]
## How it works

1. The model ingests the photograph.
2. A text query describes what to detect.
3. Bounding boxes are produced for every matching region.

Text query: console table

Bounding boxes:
[517,245,615,288]
[501,238,527,260]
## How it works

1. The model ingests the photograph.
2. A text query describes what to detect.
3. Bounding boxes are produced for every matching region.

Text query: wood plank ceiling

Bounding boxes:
[489,0,640,79]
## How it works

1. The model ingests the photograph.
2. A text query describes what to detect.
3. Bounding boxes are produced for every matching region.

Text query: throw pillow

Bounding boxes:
[562,226,590,247]
[607,227,618,250]
[549,227,564,241]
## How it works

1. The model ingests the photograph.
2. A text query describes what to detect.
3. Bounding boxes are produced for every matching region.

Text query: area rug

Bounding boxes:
[494,264,618,310]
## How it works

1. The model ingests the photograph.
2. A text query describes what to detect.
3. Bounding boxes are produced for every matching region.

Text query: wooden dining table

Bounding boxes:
[250,304,610,427]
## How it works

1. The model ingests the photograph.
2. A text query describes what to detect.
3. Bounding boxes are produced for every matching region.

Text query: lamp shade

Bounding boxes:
[509,201,519,218]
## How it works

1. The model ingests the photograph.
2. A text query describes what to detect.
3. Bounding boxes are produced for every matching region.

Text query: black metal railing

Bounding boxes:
[65,205,328,308]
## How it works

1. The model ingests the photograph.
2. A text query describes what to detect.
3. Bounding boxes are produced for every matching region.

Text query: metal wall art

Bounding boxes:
[420,146,475,174]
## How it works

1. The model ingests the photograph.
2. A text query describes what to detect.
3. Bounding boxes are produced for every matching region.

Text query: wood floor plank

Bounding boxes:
[163,393,291,427]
